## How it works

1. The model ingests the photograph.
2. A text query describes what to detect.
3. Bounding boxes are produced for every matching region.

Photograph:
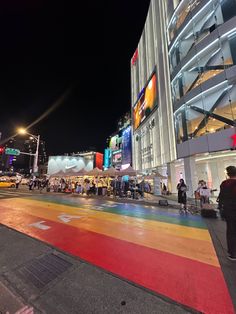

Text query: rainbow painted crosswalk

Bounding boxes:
[0,195,234,313]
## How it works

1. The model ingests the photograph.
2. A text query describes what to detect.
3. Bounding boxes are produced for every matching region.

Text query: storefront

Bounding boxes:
[173,149,236,195]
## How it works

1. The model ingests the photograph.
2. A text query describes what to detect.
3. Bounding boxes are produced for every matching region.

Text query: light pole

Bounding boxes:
[18,128,40,174]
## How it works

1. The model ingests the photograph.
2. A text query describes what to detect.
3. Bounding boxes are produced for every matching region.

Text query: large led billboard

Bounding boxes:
[95,152,103,169]
[122,126,132,165]
[133,72,157,130]
[103,148,111,169]
[109,134,119,150]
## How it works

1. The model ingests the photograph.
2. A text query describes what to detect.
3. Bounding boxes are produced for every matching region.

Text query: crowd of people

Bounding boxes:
[28,176,49,192]
[47,176,153,199]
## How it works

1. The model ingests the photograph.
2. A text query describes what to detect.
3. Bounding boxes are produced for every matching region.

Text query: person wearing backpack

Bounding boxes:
[218,166,236,261]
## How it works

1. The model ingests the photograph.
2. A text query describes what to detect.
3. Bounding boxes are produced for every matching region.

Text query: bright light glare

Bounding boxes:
[18,128,27,135]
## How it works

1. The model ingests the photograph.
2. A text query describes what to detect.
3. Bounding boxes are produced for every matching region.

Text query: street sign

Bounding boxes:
[5,148,20,156]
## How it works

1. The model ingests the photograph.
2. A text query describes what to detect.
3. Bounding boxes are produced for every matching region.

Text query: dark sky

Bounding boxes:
[0,0,150,155]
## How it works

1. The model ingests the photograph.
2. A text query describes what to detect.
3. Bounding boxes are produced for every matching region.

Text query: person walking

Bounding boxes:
[15,174,21,189]
[218,166,236,261]
[177,178,187,214]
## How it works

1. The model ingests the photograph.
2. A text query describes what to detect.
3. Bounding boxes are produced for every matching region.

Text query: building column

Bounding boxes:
[167,162,177,193]
[184,156,198,198]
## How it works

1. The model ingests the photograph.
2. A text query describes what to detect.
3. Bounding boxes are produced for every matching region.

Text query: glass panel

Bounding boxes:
[169,2,224,73]
[221,0,236,22]
[213,85,236,124]
[168,0,202,42]
[183,82,236,140]
[181,41,225,94]
[171,76,183,103]
[186,97,207,139]
[229,34,236,65]
[175,111,184,143]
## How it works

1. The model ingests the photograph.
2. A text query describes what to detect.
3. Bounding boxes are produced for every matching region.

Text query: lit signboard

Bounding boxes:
[122,126,132,165]
[133,72,157,130]
[95,152,103,169]
[112,150,122,164]
[109,134,119,150]
[5,148,20,156]
[104,148,111,169]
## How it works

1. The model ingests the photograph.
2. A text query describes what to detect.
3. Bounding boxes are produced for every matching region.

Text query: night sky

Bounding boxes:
[0,0,150,155]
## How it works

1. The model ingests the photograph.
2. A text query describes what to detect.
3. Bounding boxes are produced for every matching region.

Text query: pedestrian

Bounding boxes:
[15,174,21,189]
[177,178,187,214]
[218,166,236,261]
[162,183,167,195]
[29,178,34,190]
[197,180,211,208]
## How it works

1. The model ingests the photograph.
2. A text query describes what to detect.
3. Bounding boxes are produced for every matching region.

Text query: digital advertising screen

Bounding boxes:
[112,150,122,164]
[122,126,132,166]
[103,148,111,169]
[109,134,119,150]
[133,72,157,130]
[95,152,103,170]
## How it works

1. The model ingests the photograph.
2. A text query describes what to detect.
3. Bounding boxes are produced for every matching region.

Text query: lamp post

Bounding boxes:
[18,128,40,174]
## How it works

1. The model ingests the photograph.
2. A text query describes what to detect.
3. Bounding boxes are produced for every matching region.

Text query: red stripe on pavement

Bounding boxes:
[0,210,233,314]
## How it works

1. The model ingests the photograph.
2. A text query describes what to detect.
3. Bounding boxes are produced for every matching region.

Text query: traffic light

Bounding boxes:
[0,147,4,154]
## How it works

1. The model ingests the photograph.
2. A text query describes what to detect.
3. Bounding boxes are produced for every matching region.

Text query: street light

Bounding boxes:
[17,128,40,174]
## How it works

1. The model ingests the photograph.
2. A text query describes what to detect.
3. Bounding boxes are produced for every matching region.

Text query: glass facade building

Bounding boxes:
[131,1,176,178]
[131,0,236,194]
[168,0,236,147]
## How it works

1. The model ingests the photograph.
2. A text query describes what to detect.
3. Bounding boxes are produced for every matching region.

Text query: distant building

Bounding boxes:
[104,112,132,170]
[0,136,47,174]
[73,151,104,170]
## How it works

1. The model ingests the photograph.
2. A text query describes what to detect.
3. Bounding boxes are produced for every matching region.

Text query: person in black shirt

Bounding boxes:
[219,166,236,261]
[177,179,187,214]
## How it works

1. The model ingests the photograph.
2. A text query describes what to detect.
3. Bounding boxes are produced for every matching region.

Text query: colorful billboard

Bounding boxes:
[112,150,122,168]
[133,72,157,130]
[95,152,103,169]
[122,126,132,166]
[103,148,111,169]
[109,134,119,150]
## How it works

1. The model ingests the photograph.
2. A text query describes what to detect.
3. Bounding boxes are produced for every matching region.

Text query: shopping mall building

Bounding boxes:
[131,0,236,195]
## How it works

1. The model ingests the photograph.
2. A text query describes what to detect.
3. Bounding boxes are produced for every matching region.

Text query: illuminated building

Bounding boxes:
[104,112,132,170]
[131,0,236,194]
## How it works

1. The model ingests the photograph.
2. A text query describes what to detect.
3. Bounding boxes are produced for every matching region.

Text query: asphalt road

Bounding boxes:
[0,190,234,313]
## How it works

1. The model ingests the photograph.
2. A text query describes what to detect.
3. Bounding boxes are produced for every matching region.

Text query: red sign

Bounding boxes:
[95,152,103,169]
[231,134,236,148]
[131,49,138,66]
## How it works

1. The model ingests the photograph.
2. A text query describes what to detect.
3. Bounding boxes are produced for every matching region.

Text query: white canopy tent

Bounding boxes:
[102,166,119,176]
[86,167,103,176]
[119,165,137,176]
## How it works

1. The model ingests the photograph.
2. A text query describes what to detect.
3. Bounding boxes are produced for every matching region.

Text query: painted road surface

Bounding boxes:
[0,194,234,314]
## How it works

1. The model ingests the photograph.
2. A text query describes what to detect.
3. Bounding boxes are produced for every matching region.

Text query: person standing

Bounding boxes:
[15,174,21,189]
[196,180,210,208]
[177,178,187,214]
[218,166,236,261]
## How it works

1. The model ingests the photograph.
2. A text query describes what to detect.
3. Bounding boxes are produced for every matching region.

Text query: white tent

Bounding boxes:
[120,165,137,176]
[86,167,103,176]
[50,170,66,177]
[73,168,88,176]
[50,168,88,177]
[102,166,119,176]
